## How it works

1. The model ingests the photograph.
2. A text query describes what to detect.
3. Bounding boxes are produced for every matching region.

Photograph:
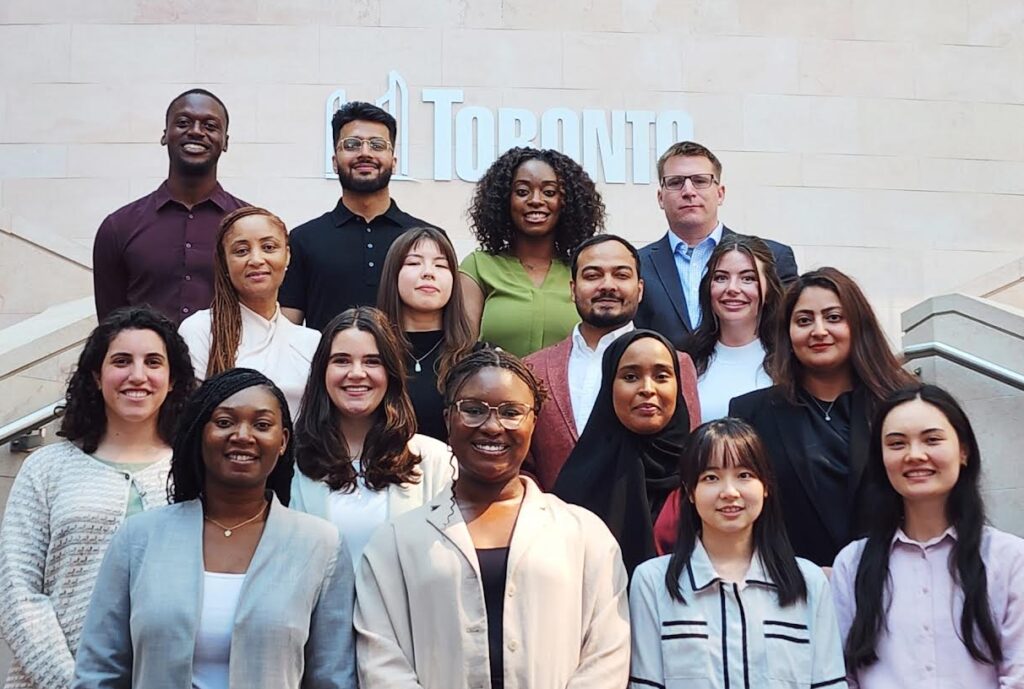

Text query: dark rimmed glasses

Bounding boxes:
[451,399,534,429]
[660,173,718,191]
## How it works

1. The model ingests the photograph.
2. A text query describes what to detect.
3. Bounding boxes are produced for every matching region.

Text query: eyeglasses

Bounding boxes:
[338,136,393,153]
[451,399,534,429]
[661,174,718,191]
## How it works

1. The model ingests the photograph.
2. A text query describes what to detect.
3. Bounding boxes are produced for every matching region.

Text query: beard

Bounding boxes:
[579,296,636,329]
[169,151,219,177]
[337,163,392,193]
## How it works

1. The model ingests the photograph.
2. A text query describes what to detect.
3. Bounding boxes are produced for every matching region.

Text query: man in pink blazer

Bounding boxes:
[524,235,700,490]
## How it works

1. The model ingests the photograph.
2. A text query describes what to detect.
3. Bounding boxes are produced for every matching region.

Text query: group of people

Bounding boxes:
[0,87,1019,689]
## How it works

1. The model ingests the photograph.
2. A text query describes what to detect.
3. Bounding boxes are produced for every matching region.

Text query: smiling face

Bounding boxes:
[612,337,678,435]
[332,119,395,193]
[397,238,453,317]
[222,214,289,307]
[691,448,766,541]
[162,93,228,176]
[325,327,388,420]
[571,239,643,329]
[882,397,966,506]
[709,249,763,330]
[657,154,725,237]
[201,385,288,493]
[446,366,536,486]
[96,328,172,427]
[789,285,852,374]
[509,158,562,238]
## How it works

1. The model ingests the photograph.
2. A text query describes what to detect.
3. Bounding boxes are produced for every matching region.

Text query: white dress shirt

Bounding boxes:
[567,321,635,433]
[179,302,321,419]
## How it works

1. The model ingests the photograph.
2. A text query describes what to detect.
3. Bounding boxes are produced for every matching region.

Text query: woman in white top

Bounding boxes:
[629,418,846,689]
[0,306,196,689]
[685,234,783,423]
[72,368,355,689]
[290,306,452,564]
[179,206,320,419]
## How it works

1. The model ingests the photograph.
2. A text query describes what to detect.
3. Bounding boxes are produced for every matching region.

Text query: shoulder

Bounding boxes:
[795,557,829,589]
[388,203,436,230]
[832,537,868,573]
[633,553,671,583]
[981,526,1024,568]
[541,491,620,547]
[525,338,569,367]
[220,190,248,209]
[283,319,322,352]
[459,250,487,275]
[637,234,668,257]
[178,309,212,339]
[408,434,452,465]
[730,384,782,412]
[288,211,335,242]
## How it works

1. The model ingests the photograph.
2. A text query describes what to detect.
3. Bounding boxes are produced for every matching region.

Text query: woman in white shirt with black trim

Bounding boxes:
[290,307,452,564]
[179,206,320,419]
[685,234,782,423]
[629,418,847,689]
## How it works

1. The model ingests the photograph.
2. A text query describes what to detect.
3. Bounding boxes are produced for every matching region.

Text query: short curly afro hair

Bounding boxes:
[468,147,606,263]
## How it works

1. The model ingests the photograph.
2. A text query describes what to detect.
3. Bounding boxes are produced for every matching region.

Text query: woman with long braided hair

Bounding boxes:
[354,346,630,689]
[73,368,356,689]
[178,205,320,418]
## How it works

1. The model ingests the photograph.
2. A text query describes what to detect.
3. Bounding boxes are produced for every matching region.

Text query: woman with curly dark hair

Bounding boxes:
[289,307,451,564]
[0,306,194,689]
[460,147,606,357]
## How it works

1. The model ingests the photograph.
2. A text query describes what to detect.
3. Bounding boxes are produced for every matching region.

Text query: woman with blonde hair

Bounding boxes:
[179,206,320,418]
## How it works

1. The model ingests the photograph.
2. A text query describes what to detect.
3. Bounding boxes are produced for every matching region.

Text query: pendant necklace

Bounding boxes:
[807,395,837,422]
[410,337,443,373]
[204,502,268,538]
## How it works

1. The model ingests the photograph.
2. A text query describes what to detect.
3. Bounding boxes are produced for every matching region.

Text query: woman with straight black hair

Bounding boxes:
[73,368,356,689]
[831,384,1023,687]
[629,418,846,689]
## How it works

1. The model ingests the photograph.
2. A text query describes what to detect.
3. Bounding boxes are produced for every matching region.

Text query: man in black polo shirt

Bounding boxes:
[280,101,437,330]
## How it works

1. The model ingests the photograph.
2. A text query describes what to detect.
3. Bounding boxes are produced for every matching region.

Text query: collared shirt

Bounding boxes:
[567,321,635,433]
[832,526,1024,689]
[666,222,723,329]
[178,302,321,419]
[629,541,847,689]
[279,198,438,331]
[92,181,247,324]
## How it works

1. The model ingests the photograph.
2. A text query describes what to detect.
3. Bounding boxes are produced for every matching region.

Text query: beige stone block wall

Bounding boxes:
[0,1,1022,343]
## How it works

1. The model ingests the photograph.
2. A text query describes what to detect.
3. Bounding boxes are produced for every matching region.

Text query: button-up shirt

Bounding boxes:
[831,526,1024,689]
[92,181,247,324]
[629,541,847,689]
[279,198,438,331]
[666,222,723,329]
[567,321,634,433]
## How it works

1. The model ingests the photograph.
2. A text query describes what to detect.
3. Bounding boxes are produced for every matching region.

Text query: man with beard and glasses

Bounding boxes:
[93,89,247,324]
[280,101,439,331]
[523,235,700,490]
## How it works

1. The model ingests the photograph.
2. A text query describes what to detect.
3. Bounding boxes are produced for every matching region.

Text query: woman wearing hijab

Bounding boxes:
[554,329,690,576]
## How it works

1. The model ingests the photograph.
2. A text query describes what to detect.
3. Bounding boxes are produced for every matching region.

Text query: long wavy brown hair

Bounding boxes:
[207,206,289,377]
[376,227,475,391]
[294,307,421,492]
[770,267,913,404]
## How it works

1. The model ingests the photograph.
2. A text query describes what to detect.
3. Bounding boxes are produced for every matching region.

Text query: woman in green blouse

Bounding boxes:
[460,147,606,358]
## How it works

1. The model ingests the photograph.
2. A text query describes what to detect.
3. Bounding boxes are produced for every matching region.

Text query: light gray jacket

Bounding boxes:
[71,496,356,689]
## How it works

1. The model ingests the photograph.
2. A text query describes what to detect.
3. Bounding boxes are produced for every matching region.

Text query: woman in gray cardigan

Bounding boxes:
[73,369,356,689]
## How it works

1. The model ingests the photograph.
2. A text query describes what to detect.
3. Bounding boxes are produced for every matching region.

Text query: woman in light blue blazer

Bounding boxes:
[73,368,356,689]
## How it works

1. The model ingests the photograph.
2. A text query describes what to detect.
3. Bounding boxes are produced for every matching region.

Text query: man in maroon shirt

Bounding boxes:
[92,89,247,324]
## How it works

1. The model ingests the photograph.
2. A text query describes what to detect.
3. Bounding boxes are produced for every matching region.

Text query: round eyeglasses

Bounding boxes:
[338,136,393,153]
[451,399,534,430]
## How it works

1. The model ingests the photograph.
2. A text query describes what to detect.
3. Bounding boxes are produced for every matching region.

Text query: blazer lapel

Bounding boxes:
[648,235,692,332]
[846,387,871,498]
[505,478,552,579]
[425,488,481,576]
[546,339,579,440]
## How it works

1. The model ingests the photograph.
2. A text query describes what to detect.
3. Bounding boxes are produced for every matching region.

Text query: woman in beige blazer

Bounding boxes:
[355,347,630,689]
[290,307,453,565]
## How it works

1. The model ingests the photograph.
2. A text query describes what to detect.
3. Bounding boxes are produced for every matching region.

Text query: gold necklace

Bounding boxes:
[204,502,268,537]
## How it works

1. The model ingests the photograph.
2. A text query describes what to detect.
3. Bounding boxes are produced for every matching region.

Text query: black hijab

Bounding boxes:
[553,329,690,575]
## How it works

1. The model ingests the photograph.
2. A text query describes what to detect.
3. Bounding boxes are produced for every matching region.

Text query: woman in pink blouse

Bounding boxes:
[831,383,1023,688]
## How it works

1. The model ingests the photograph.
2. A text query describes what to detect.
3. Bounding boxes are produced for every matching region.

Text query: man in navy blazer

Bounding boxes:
[634,141,799,351]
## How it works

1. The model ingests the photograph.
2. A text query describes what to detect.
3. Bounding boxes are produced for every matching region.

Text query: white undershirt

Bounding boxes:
[326,461,389,566]
[697,339,773,423]
[192,572,246,689]
[567,321,635,433]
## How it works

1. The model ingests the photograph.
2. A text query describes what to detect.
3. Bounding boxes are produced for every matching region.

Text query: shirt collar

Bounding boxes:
[153,180,230,211]
[686,539,778,592]
[570,321,635,355]
[891,526,958,550]
[239,301,281,328]
[331,197,401,226]
[667,222,723,255]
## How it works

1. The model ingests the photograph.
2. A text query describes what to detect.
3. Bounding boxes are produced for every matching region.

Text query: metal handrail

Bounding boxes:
[904,341,1024,392]
[0,401,62,448]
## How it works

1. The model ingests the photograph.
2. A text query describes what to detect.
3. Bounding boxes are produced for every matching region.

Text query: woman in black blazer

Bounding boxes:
[729,267,913,566]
